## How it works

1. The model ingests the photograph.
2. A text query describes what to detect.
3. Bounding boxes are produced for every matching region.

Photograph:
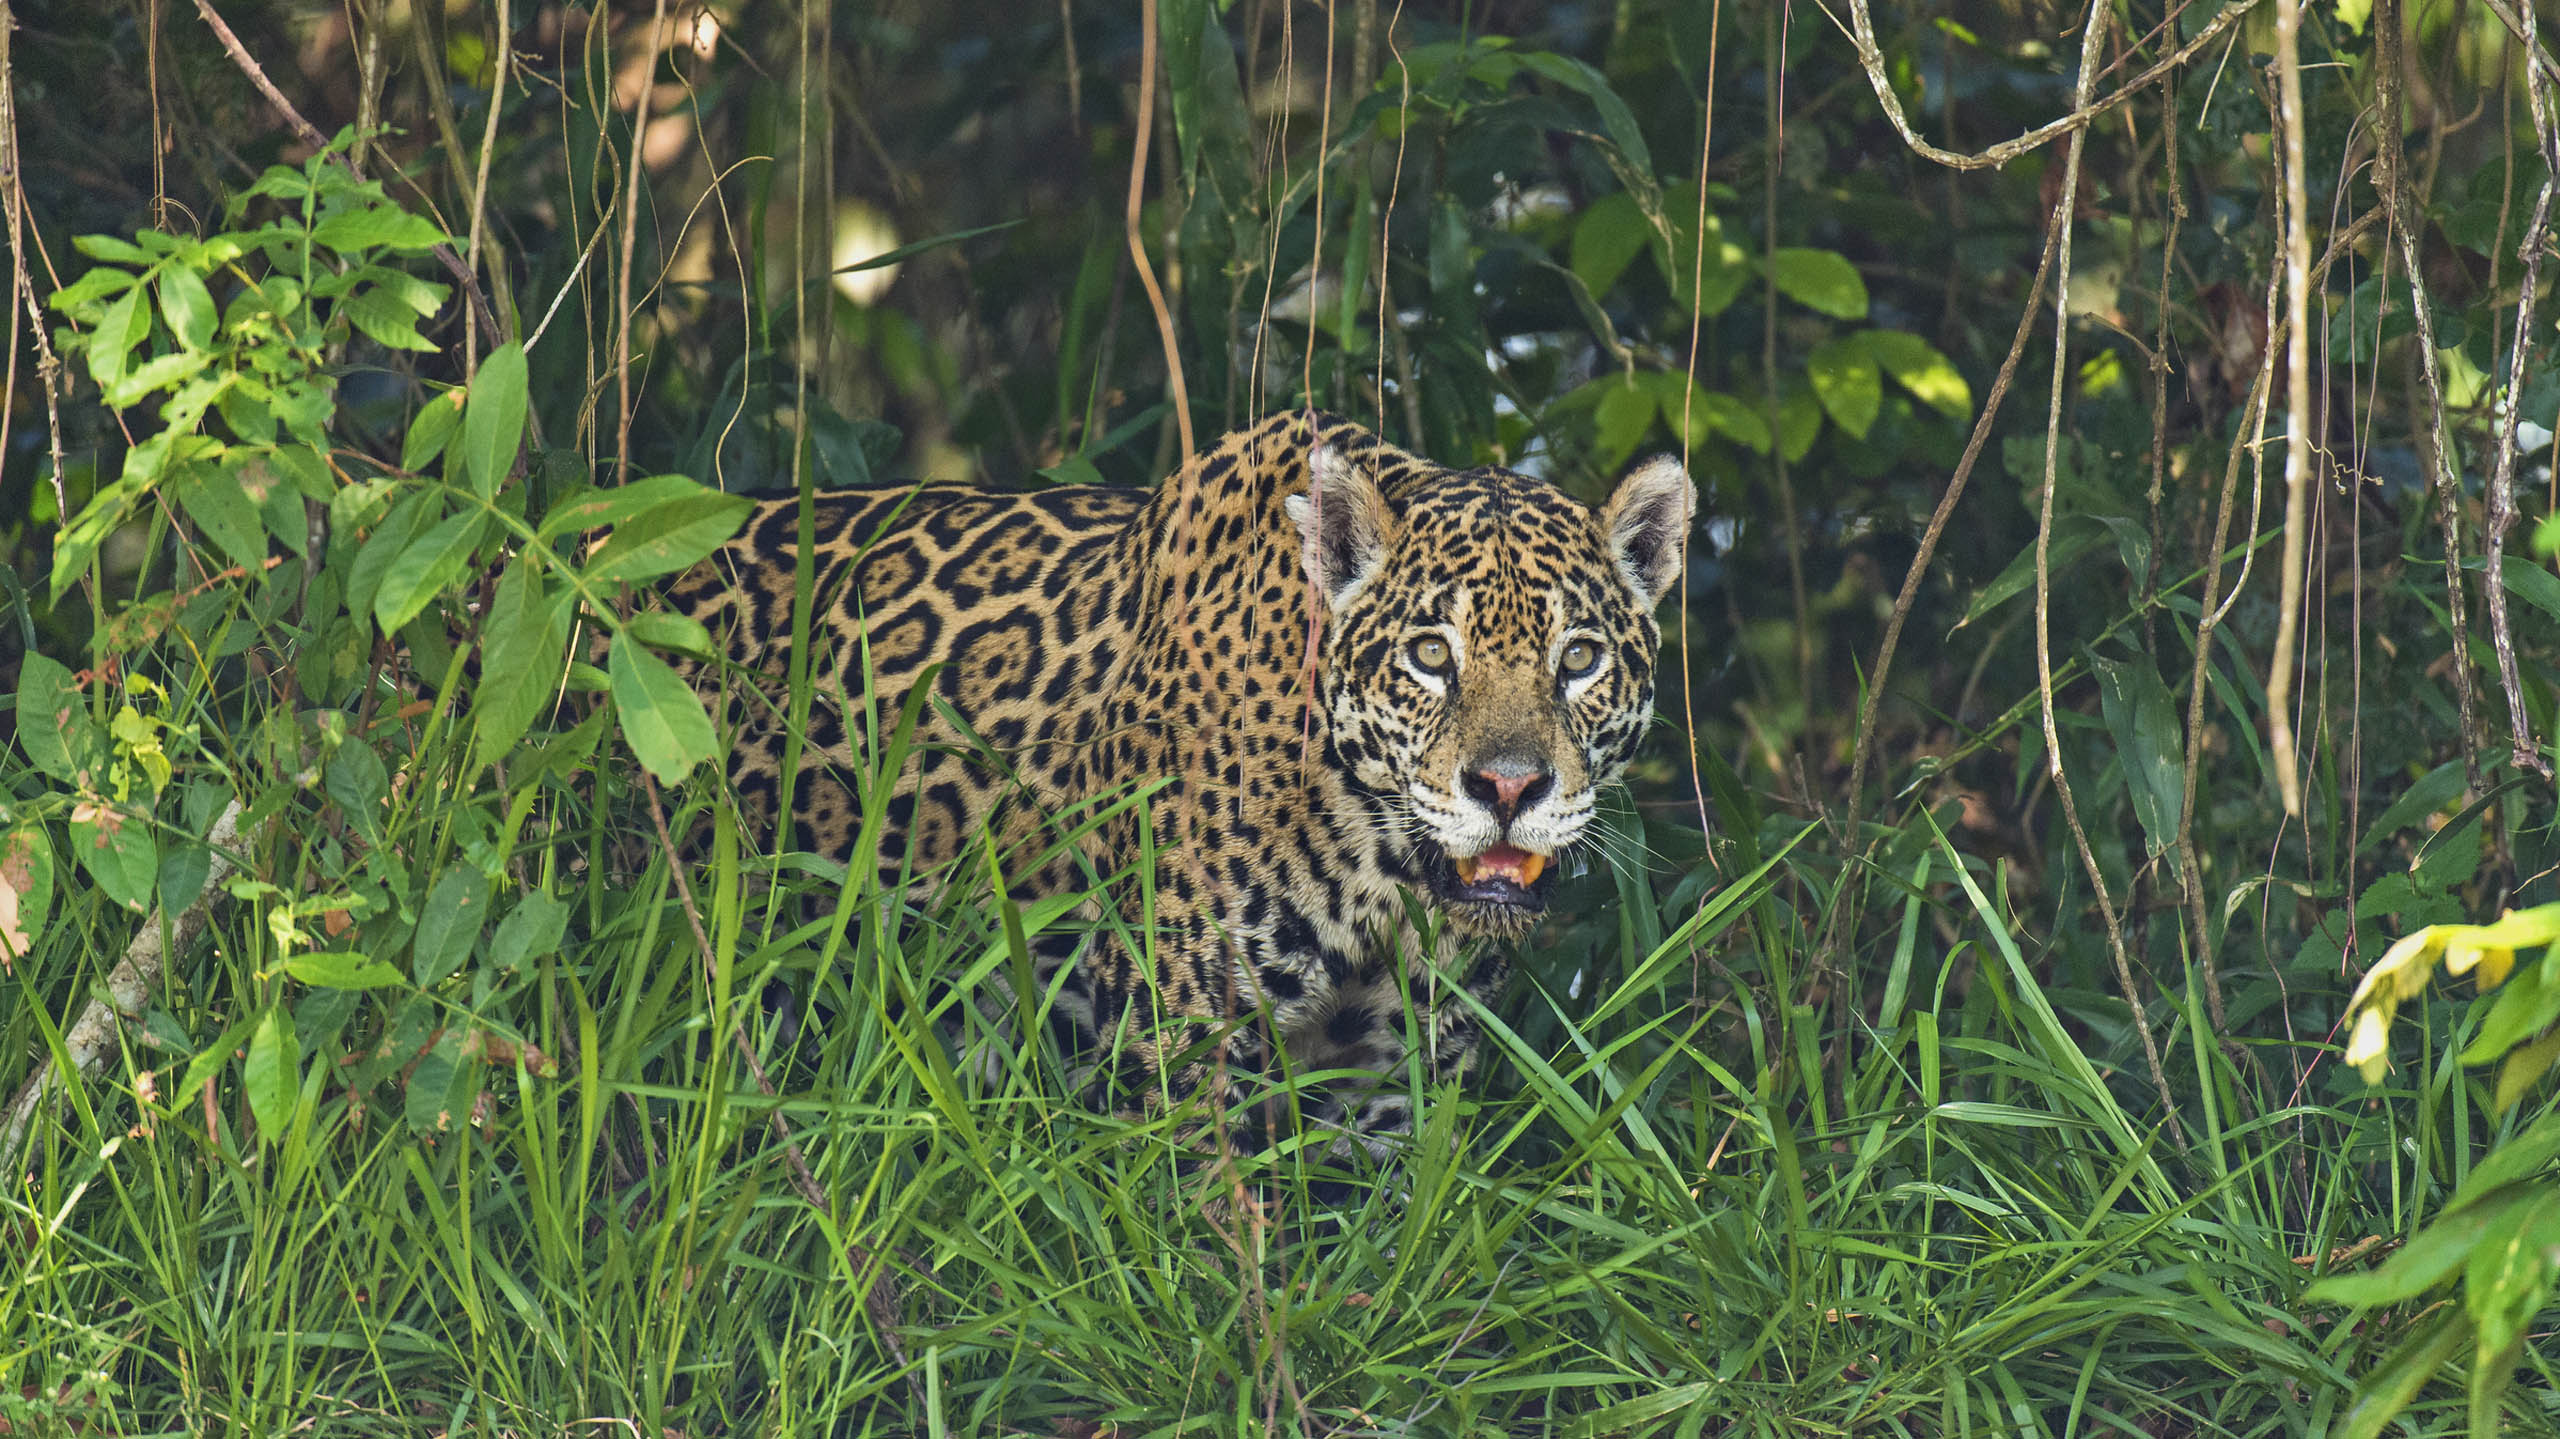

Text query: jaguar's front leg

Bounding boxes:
[1290,930,1509,1163]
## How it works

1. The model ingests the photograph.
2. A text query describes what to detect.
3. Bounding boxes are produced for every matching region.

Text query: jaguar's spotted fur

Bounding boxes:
[662,410,1694,1145]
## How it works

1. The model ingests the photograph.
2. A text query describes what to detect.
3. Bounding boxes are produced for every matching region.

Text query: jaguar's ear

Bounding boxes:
[1285,443,1395,613]
[1599,455,1696,608]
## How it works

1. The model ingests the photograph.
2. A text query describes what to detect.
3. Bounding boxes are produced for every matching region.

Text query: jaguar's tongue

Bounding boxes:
[1454,843,1547,888]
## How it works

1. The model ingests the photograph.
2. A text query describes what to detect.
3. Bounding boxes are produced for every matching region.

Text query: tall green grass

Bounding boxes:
[7,673,2514,1435]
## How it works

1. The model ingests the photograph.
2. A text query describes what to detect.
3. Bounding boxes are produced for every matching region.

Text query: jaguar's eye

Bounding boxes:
[1410,635,1453,673]
[1560,638,1601,677]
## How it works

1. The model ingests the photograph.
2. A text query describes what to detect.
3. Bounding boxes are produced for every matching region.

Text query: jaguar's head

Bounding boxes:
[1288,437,1696,936]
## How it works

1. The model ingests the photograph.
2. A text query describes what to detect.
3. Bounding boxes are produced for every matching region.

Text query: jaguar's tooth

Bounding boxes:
[1455,855,1480,884]
[1518,852,1547,886]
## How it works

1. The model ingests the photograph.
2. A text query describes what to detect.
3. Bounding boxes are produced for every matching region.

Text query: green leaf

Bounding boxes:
[324,738,389,841]
[244,1006,299,1139]
[2461,960,2560,1064]
[73,234,155,265]
[1806,335,1882,439]
[404,1030,466,1134]
[1654,188,1750,317]
[2090,651,2187,861]
[71,803,157,913]
[1159,0,1256,211]
[489,892,569,971]
[16,654,92,783]
[0,822,56,967]
[1766,247,1869,319]
[84,285,149,392]
[1958,521,2104,629]
[411,864,493,987]
[371,510,490,636]
[154,263,216,350]
[2307,1189,2528,1308]
[581,490,755,587]
[402,387,467,474]
[536,473,707,542]
[342,286,440,352]
[1594,377,1656,471]
[49,264,138,313]
[157,841,210,913]
[2330,1304,2471,1439]
[1671,387,1773,455]
[1775,386,1822,463]
[284,950,407,989]
[1861,328,1972,419]
[2466,1199,2559,1411]
[172,462,271,570]
[345,490,437,627]
[610,633,720,785]
[311,204,450,255]
[463,342,528,499]
[1570,191,1649,299]
[623,608,715,658]
[474,560,573,767]
[2495,1026,2560,1110]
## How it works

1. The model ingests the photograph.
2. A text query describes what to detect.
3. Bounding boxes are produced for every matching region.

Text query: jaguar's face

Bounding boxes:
[1289,445,1696,936]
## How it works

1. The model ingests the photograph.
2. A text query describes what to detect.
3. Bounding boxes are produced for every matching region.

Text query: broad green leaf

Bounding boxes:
[1670,386,1773,455]
[609,633,720,785]
[2307,1189,2528,1307]
[49,264,138,312]
[342,286,440,352]
[622,608,715,657]
[2465,1198,2560,1380]
[101,348,211,409]
[0,822,55,967]
[2462,961,2560,1063]
[16,654,92,782]
[172,462,270,570]
[157,841,210,913]
[285,950,407,989]
[73,234,155,265]
[154,263,216,350]
[1806,335,1881,440]
[463,341,528,499]
[1571,191,1649,299]
[1767,247,1869,319]
[2090,650,2186,860]
[1862,328,1973,419]
[71,803,157,913]
[244,1006,299,1138]
[371,510,490,635]
[311,204,449,255]
[1159,0,1256,210]
[581,490,755,587]
[537,473,710,542]
[1776,386,1822,463]
[489,892,570,971]
[474,560,573,766]
[324,738,389,840]
[404,1030,465,1133]
[1655,189,1750,317]
[84,285,149,392]
[411,863,493,987]
[1594,377,1656,470]
[344,489,437,625]
[402,387,467,474]
[2494,1027,2560,1110]
[2447,1114,2560,1212]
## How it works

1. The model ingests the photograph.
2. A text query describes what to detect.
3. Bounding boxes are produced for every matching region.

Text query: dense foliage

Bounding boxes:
[1,0,2556,1432]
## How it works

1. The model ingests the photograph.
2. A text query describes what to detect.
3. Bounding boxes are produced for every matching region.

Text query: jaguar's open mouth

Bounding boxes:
[1429,840,1556,919]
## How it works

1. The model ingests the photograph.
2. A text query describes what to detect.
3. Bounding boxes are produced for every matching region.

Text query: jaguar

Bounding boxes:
[660,409,1694,1148]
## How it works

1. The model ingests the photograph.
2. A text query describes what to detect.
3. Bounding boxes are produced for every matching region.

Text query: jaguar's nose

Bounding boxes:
[1461,756,1554,823]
